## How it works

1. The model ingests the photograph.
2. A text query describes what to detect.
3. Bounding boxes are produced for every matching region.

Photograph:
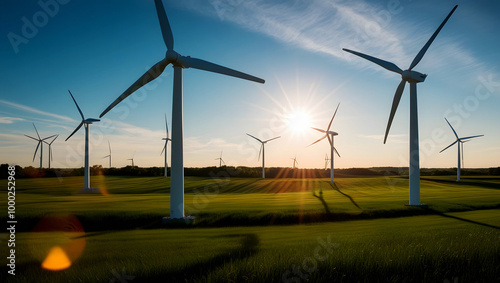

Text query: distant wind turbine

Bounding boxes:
[440,118,483,182]
[324,154,330,170]
[291,156,298,169]
[247,134,280,179]
[43,134,58,169]
[309,103,341,184]
[127,152,135,167]
[99,0,264,220]
[65,90,100,192]
[25,123,56,169]
[215,150,225,167]
[103,140,112,168]
[161,114,171,177]
[342,5,458,205]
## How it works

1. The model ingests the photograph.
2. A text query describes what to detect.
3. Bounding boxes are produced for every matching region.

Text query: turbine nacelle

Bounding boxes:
[327,131,338,136]
[402,70,427,83]
[84,118,100,125]
[166,50,181,66]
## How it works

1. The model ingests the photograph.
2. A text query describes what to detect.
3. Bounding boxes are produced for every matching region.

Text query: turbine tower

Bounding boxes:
[343,5,458,205]
[161,115,171,177]
[66,90,100,192]
[247,134,280,179]
[309,103,341,184]
[440,117,483,182]
[103,140,112,168]
[215,150,225,167]
[43,135,59,169]
[99,0,264,220]
[25,123,56,169]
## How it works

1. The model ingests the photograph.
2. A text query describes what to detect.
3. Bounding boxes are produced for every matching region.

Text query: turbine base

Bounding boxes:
[162,215,195,225]
[78,188,102,194]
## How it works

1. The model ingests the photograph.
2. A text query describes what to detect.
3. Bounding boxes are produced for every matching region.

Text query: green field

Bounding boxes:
[3,175,500,282]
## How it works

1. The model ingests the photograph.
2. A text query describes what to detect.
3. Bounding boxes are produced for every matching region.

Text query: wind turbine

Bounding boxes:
[161,114,171,177]
[25,123,56,169]
[309,103,341,184]
[127,152,135,167]
[291,156,298,169]
[247,134,280,179]
[43,135,59,169]
[215,150,225,167]
[342,5,458,205]
[440,117,483,182]
[103,140,112,168]
[99,0,264,220]
[65,90,100,192]
[324,154,330,170]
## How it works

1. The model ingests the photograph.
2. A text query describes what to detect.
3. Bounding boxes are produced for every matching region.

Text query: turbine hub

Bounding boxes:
[165,50,180,65]
[402,70,427,83]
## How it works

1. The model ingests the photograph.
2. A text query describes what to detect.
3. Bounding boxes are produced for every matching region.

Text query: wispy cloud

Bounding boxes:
[0,117,24,124]
[0,100,75,123]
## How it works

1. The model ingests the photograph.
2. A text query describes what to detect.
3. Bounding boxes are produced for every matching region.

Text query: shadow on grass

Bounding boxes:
[312,184,331,214]
[420,177,500,190]
[426,208,500,230]
[147,233,259,281]
[328,182,361,209]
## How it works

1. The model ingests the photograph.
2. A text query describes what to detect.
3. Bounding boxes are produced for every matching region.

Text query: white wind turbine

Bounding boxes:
[25,123,56,169]
[99,0,264,220]
[247,134,280,179]
[343,5,458,205]
[103,140,112,168]
[43,134,58,169]
[161,115,171,177]
[324,154,330,170]
[440,117,483,182]
[309,103,340,184]
[127,151,136,167]
[66,90,100,192]
[215,150,225,167]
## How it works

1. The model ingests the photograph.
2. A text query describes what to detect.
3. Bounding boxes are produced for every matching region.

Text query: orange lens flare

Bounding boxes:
[41,246,72,271]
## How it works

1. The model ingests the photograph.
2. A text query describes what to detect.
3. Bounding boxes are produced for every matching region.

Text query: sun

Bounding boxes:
[286,110,312,134]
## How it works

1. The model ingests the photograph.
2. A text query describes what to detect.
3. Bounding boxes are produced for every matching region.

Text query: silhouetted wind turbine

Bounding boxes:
[43,134,58,169]
[343,5,458,205]
[291,156,298,169]
[309,103,341,184]
[161,114,171,177]
[99,0,264,219]
[247,134,280,179]
[25,123,56,169]
[440,117,483,182]
[127,152,135,167]
[66,90,100,191]
[215,150,225,167]
[103,140,112,168]
[324,154,330,170]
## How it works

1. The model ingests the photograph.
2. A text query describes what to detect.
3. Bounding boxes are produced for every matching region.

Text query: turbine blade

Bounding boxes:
[307,135,327,147]
[180,56,265,84]
[246,133,263,143]
[108,140,111,154]
[327,103,340,132]
[50,135,59,145]
[342,48,403,74]
[50,146,53,161]
[327,134,332,147]
[264,136,281,143]
[165,114,169,137]
[444,117,459,139]
[460,134,484,140]
[384,80,406,144]
[161,141,166,155]
[25,134,39,141]
[461,141,464,168]
[311,127,326,133]
[439,140,458,153]
[409,5,458,70]
[33,141,41,162]
[334,147,341,158]
[154,0,174,50]
[100,59,169,117]
[66,121,84,141]
[33,123,41,139]
[68,90,85,120]
[258,144,263,161]
[41,134,57,141]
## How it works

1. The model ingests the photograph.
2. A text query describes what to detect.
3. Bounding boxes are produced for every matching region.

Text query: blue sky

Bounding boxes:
[1,0,499,169]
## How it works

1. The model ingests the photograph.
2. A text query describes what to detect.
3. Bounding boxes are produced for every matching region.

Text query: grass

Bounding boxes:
[2,175,500,282]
